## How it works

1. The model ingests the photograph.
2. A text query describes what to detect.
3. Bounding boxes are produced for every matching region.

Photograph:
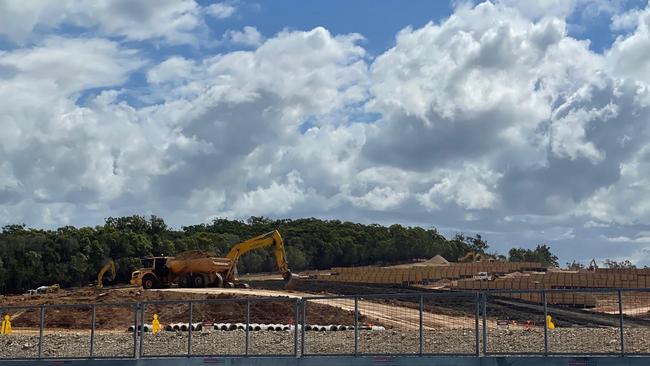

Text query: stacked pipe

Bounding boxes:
[133,322,384,332]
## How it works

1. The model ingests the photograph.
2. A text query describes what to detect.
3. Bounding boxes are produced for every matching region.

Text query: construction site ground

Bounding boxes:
[3,278,650,358]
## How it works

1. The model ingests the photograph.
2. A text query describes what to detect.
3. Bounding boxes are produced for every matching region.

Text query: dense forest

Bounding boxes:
[0,215,558,293]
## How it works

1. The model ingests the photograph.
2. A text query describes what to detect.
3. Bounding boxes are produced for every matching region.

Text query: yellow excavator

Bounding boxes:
[130,230,292,289]
[97,259,116,289]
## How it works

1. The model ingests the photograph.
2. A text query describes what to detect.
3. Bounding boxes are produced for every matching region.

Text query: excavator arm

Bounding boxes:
[224,230,291,283]
[97,259,116,289]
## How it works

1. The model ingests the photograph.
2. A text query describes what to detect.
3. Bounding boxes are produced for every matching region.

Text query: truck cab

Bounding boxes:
[130,257,170,289]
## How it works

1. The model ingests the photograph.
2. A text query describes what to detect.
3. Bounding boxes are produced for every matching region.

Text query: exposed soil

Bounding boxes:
[0,287,372,330]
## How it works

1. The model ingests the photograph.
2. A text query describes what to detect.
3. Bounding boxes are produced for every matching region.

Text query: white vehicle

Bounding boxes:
[474,272,492,281]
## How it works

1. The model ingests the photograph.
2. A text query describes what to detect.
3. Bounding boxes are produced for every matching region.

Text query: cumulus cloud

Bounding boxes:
[206,2,237,19]
[0,0,203,44]
[223,26,264,47]
[4,1,650,264]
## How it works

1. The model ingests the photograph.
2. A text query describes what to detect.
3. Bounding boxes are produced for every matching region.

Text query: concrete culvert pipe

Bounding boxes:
[228,324,238,331]
[193,323,203,331]
[165,324,173,331]
[371,326,386,331]
[142,324,151,332]
[338,325,347,331]
[253,324,262,331]
[282,325,290,331]
[304,325,312,331]
[173,323,181,331]
[258,324,269,331]
[236,323,245,330]
[180,323,189,332]
[217,323,228,331]
[128,325,135,332]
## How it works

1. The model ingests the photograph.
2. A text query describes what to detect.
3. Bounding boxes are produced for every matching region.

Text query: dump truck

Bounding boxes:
[130,230,292,289]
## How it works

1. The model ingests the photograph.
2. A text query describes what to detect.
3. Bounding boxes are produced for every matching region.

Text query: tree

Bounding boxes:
[603,259,636,269]
[566,260,585,270]
[508,245,559,267]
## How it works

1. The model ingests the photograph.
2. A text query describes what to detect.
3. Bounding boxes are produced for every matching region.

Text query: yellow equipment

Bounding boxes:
[223,230,292,283]
[130,230,292,289]
[97,260,116,289]
[152,314,161,334]
[1,315,11,335]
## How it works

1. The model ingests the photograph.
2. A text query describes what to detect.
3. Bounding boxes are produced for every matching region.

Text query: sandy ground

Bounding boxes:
[156,288,491,330]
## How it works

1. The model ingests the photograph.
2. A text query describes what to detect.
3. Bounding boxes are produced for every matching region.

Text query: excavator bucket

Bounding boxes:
[284,272,304,290]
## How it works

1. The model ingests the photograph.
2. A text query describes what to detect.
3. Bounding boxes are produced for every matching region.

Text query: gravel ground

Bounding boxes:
[2,328,650,358]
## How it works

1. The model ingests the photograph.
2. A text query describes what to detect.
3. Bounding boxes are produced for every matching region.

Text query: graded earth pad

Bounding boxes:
[0,287,375,330]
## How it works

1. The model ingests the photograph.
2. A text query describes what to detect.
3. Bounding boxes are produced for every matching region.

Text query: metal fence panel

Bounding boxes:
[140,301,190,357]
[187,299,247,356]
[356,294,419,355]
[484,290,545,355]
[248,297,298,356]
[0,306,40,360]
[545,289,621,355]
[302,297,356,355]
[421,293,478,355]
[90,304,137,358]
[622,290,650,354]
[3,288,650,359]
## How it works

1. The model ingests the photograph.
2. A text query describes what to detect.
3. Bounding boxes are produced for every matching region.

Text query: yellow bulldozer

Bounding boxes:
[130,230,292,289]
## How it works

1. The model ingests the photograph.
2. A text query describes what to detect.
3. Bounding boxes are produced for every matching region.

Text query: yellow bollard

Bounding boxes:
[152,314,160,335]
[546,315,555,330]
[1,314,11,335]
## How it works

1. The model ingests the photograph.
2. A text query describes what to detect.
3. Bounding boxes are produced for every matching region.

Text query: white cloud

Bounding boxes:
[206,2,237,19]
[607,3,650,84]
[0,0,203,44]
[347,186,408,211]
[603,234,650,244]
[231,171,310,216]
[417,164,502,210]
[147,56,196,84]
[223,26,264,47]
[4,0,650,265]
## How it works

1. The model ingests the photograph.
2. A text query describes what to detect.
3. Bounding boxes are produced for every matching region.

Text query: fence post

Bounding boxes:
[354,296,359,356]
[90,305,96,358]
[138,303,145,358]
[245,300,250,356]
[543,290,548,356]
[475,293,480,356]
[132,304,139,358]
[38,306,44,359]
[301,299,306,357]
[618,290,625,355]
[481,293,487,356]
[419,295,423,356]
[294,299,299,357]
[187,301,193,357]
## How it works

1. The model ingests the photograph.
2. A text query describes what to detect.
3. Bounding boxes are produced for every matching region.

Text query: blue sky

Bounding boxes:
[1,0,650,266]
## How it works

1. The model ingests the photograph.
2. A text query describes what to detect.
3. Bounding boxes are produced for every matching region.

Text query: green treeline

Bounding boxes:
[0,215,556,294]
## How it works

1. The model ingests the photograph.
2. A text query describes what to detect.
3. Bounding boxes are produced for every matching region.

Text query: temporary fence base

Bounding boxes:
[0,356,648,366]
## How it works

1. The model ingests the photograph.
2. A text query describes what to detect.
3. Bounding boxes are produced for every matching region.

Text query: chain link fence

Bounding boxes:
[1,289,650,359]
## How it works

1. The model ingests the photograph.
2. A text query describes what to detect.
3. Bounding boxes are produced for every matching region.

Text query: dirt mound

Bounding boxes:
[0,288,372,330]
[174,250,217,260]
